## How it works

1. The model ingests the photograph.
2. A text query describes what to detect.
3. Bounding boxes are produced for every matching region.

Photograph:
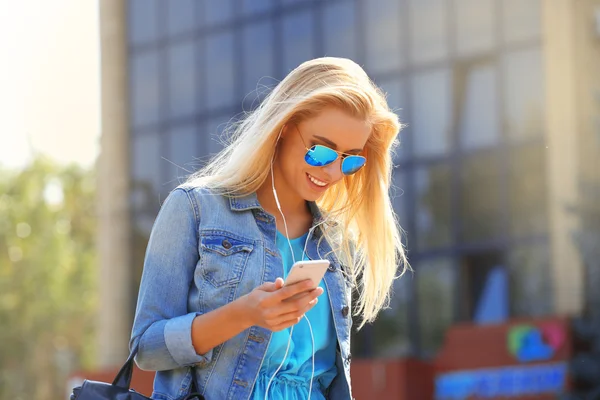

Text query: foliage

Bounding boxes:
[0,156,97,400]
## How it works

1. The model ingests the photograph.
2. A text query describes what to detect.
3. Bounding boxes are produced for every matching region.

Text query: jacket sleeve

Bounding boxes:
[129,188,212,371]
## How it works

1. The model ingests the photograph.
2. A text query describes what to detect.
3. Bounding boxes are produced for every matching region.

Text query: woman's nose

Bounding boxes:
[323,158,344,182]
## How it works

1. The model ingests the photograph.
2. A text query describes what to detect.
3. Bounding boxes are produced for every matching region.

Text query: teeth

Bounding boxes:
[308,174,327,187]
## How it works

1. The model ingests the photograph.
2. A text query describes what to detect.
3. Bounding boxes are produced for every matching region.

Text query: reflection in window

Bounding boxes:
[373,274,411,358]
[508,243,552,317]
[323,2,356,60]
[459,151,502,243]
[202,0,234,26]
[166,125,199,189]
[130,51,161,128]
[168,41,196,119]
[411,68,451,157]
[415,164,452,250]
[408,0,449,65]
[242,21,275,107]
[454,0,494,56]
[206,32,235,110]
[379,78,409,160]
[365,0,403,73]
[503,48,544,141]
[131,132,161,215]
[242,0,272,15]
[502,0,541,45]
[128,0,159,45]
[417,257,455,356]
[459,63,499,151]
[282,10,315,73]
[509,144,548,237]
[166,0,196,37]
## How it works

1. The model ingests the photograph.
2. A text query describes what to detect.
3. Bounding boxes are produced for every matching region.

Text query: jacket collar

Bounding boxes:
[228,192,325,224]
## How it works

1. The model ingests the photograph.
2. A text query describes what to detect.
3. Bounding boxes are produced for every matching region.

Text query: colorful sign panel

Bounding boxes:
[435,362,568,399]
[507,324,565,363]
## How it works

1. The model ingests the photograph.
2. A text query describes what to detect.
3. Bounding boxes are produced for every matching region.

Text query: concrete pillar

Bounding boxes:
[542,0,584,316]
[97,0,131,367]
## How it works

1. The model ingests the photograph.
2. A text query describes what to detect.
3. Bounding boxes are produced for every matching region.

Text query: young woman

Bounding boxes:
[130,57,408,400]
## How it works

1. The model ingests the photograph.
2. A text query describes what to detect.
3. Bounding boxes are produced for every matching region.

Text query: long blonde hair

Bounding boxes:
[188,57,409,327]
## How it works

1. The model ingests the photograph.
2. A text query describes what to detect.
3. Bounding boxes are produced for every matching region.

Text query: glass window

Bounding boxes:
[365,0,404,74]
[459,151,502,243]
[205,32,235,110]
[509,144,548,237]
[379,78,409,161]
[202,0,234,26]
[454,0,494,56]
[128,0,159,46]
[282,10,315,73]
[417,257,455,356]
[168,40,196,119]
[322,2,356,60]
[391,169,409,233]
[166,124,199,188]
[408,0,449,65]
[459,63,499,151]
[503,48,545,141]
[131,131,161,214]
[242,0,273,16]
[242,21,275,106]
[411,68,452,158]
[166,0,196,37]
[415,163,452,250]
[373,274,411,358]
[130,51,161,128]
[502,0,541,45]
[508,243,552,317]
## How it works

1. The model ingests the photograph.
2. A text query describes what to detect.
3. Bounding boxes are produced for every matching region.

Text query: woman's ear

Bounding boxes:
[275,124,286,143]
[280,123,293,138]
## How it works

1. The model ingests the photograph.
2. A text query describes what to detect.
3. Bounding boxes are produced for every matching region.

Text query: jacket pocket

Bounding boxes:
[199,233,253,288]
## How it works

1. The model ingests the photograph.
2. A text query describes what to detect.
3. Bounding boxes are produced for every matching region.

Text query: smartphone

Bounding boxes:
[284,259,330,288]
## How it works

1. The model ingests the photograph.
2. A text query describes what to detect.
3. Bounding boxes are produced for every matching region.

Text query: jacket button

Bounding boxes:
[222,239,232,249]
[341,306,349,317]
[327,264,336,272]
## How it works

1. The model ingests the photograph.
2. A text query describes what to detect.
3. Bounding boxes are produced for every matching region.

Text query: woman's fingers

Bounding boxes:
[265,297,319,329]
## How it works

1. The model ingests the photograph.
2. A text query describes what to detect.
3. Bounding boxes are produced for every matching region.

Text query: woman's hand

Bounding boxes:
[242,278,324,332]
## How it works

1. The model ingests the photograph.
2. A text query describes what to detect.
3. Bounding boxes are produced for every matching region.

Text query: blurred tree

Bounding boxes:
[0,156,97,399]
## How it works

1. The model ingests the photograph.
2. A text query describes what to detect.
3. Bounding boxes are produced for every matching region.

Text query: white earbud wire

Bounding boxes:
[265,143,326,400]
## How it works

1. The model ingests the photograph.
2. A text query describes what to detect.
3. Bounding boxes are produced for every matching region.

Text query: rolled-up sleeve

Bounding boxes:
[130,188,212,371]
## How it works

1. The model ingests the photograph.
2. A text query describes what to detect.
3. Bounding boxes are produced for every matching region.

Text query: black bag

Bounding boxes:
[70,345,205,400]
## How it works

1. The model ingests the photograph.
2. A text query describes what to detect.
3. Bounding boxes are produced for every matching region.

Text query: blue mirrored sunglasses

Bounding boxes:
[294,124,367,175]
[304,145,367,175]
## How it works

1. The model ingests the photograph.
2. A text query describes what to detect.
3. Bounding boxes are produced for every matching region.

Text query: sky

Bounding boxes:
[0,1,100,169]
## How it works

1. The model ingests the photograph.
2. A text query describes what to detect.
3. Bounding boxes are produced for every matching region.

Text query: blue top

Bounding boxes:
[251,231,338,399]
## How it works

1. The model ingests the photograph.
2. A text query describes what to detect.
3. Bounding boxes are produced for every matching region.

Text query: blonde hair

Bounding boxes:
[188,57,409,328]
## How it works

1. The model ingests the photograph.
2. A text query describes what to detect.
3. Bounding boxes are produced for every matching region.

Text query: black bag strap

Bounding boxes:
[112,343,201,396]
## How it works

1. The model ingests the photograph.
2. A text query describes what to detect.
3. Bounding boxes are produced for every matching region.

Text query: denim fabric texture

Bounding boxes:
[130,185,354,400]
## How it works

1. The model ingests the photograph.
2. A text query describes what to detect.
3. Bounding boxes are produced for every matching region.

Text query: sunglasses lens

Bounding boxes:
[342,156,366,175]
[305,145,338,167]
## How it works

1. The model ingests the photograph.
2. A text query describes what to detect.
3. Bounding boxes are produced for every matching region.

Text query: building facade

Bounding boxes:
[98,0,600,367]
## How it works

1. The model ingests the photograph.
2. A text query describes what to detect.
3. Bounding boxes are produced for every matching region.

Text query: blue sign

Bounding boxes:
[435,362,567,399]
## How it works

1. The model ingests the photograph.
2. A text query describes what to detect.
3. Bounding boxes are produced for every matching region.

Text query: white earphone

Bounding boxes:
[264,125,323,400]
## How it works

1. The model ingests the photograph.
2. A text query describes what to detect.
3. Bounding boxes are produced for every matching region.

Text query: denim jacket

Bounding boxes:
[130,185,354,400]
